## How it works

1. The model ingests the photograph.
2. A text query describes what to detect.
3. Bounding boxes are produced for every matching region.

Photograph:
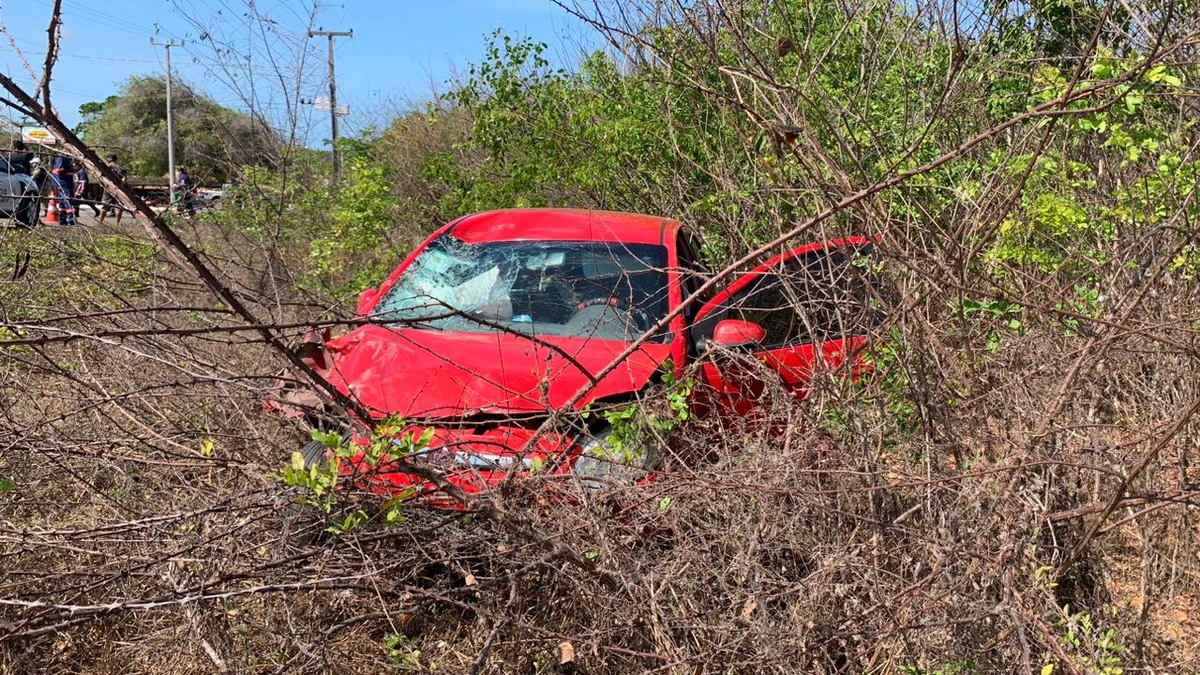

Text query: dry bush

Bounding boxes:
[2,221,1198,672]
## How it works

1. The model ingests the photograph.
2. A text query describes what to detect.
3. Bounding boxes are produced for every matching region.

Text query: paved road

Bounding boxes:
[38,201,152,227]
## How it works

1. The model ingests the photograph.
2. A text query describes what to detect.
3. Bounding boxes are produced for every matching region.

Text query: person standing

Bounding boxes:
[98,154,127,224]
[29,156,47,196]
[173,166,195,216]
[74,163,101,217]
[8,141,33,175]
[51,154,77,226]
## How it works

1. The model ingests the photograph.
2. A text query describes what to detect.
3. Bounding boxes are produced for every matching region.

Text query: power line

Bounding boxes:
[0,47,160,66]
[30,0,149,36]
[59,54,159,65]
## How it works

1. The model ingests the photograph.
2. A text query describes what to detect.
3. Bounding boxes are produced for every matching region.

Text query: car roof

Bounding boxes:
[447,208,679,247]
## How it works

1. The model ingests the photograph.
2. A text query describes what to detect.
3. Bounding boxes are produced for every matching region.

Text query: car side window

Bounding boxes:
[699,246,878,349]
[676,232,707,317]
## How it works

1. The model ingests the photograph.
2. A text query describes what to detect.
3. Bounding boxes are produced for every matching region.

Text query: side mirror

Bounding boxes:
[711,319,766,349]
[297,326,332,371]
[357,287,380,316]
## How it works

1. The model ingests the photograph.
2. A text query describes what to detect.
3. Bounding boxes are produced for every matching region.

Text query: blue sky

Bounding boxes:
[0,0,596,143]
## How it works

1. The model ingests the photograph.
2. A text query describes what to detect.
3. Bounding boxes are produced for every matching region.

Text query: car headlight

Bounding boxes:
[572,428,648,487]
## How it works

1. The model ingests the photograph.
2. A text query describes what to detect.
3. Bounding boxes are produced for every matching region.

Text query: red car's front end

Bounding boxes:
[271,209,686,504]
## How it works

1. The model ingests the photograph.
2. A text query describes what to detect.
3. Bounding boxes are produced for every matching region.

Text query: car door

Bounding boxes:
[689,238,878,413]
[0,159,18,216]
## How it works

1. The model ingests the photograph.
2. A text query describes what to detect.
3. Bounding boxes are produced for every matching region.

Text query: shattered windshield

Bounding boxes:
[371,235,671,342]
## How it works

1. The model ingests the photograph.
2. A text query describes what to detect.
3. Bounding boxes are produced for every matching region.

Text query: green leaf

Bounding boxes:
[1124,91,1144,114]
[1041,665,1055,675]
[528,456,546,474]
[0,477,14,493]
[1145,65,1181,87]
[986,331,1002,353]
[418,426,436,447]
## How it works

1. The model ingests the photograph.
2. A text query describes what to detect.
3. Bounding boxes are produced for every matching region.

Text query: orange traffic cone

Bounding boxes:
[43,199,58,225]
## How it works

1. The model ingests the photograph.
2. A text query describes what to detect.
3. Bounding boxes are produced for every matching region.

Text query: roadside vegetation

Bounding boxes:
[2,0,1200,672]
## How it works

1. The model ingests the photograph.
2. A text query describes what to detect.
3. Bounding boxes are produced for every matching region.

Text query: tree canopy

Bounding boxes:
[77,75,280,182]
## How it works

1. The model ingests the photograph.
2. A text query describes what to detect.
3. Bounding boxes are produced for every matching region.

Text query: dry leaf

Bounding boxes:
[558,640,576,665]
[742,598,758,620]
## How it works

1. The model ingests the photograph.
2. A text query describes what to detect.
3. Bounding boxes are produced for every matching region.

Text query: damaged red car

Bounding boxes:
[268,208,876,501]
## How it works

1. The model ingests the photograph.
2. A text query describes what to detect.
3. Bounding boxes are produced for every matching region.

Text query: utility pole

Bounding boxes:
[151,38,184,209]
[307,29,352,182]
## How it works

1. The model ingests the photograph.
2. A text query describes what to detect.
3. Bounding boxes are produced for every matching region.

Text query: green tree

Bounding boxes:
[78,75,281,182]
[422,5,960,256]
[422,33,719,243]
[75,98,114,139]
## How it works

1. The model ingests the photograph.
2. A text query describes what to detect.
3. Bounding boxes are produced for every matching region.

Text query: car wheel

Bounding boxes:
[17,192,40,229]
[300,439,330,468]
[280,440,334,546]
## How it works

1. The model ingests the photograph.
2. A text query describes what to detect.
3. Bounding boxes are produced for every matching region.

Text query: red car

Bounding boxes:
[272,208,876,502]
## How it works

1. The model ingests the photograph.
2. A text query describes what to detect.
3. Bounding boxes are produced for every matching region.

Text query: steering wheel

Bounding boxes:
[573,296,651,332]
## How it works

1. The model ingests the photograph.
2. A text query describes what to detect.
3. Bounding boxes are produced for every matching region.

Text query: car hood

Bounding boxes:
[2,172,34,187]
[322,326,672,418]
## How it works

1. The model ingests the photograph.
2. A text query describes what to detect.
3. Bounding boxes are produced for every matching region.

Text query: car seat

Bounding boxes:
[510,265,575,324]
